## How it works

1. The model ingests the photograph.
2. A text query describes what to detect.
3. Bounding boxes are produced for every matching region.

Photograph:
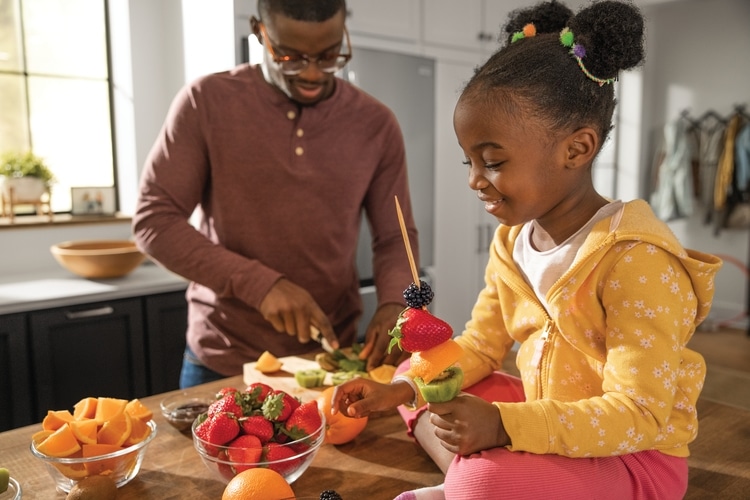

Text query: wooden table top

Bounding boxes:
[0,355,442,499]
[4,353,748,499]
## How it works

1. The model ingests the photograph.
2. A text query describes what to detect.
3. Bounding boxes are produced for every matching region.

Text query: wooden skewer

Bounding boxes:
[395,195,421,287]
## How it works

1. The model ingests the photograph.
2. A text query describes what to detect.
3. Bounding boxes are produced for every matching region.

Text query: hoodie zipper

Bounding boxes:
[531,320,554,399]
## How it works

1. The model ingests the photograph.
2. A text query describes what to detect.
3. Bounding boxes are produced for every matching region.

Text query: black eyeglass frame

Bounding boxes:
[257,22,352,76]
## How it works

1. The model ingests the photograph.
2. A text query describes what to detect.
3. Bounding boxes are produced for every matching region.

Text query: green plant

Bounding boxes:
[0,151,55,185]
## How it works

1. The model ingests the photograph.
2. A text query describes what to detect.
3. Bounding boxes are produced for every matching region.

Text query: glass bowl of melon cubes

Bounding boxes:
[29,396,157,493]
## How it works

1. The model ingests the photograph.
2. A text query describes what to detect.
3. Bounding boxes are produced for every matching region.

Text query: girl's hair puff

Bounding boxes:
[463,0,645,148]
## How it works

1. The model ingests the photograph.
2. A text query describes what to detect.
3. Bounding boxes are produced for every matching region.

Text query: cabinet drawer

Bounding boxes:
[29,298,147,419]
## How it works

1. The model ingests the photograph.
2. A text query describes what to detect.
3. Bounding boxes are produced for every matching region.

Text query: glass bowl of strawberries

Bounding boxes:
[191,383,325,484]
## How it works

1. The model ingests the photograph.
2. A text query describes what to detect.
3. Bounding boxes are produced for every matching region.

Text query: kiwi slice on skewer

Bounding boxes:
[414,366,464,403]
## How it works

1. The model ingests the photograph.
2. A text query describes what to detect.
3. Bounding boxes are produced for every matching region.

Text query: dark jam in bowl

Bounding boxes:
[167,403,210,432]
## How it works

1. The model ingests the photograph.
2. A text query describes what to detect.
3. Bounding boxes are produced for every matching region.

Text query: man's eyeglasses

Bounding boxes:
[258,23,352,76]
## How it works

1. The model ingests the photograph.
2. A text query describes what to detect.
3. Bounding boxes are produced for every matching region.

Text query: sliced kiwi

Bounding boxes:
[414,366,464,403]
[294,368,328,388]
[331,370,369,386]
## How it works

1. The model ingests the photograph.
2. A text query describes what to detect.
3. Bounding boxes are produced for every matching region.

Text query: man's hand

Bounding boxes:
[359,303,410,370]
[258,278,339,349]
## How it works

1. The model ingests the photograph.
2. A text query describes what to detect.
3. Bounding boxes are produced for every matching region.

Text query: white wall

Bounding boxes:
[640,0,750,326]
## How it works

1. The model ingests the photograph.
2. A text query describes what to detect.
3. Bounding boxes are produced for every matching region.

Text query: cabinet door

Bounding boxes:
[423,0,484,52]
[144,291,188,394]
[0,313,33,430]
[346,0,420,41]
[29,298,147,419]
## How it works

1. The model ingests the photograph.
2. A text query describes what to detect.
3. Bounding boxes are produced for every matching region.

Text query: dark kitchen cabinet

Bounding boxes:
[144,291,188,394]
[0,313,33,431]
[29,298,149,422]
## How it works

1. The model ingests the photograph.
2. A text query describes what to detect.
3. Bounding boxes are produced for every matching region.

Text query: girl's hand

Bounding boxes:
[331,378,415,418]
[428,393,510,456]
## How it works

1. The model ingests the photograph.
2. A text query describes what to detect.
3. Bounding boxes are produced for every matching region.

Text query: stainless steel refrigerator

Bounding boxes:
[341,48,436,340]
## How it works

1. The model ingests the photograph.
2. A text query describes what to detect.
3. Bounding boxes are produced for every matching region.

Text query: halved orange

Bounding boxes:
[94,397,128,425]
[36,423,82,457]
[73,397,98,420]
[42,409,74,431]
[69,418,99,445]
[125,398,153,422]
[123,414,151,447]
[97,410,132,446]
[409,339,464,384]
[368,364,397,384]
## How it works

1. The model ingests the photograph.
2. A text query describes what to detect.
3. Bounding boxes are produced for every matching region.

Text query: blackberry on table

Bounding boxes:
[403,280,434,308]
[320,490,343,500]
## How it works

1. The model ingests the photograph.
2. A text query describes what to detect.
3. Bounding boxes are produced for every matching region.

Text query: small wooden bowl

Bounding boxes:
[50,240,146,279]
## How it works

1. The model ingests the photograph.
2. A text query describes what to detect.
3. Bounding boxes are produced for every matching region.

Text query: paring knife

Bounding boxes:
[310,325,335,353]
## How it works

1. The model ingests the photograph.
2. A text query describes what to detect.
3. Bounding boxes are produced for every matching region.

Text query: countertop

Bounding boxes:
[0,261,188,315]
[0,355,444,499]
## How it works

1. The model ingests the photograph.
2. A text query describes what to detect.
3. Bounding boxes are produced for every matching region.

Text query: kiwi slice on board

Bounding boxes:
[331,371,369,386]
[415,366,464,403]
[294,369,327,388]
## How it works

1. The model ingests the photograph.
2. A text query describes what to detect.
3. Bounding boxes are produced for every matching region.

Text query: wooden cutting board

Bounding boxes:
[242,355,333,402]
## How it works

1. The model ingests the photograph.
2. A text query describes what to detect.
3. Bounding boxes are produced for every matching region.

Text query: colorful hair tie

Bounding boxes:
[559,27,616,87]
[511,23,537,43]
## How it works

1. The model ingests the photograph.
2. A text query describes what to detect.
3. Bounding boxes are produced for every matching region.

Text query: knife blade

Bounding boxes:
[310,325,335,353]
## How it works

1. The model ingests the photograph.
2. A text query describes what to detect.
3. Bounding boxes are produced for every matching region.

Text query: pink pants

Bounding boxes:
[396,361,688,500]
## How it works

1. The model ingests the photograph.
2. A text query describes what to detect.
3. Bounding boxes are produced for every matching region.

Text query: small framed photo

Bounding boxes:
[71,186,116,215]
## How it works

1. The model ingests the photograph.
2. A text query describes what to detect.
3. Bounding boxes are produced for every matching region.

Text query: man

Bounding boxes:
[132,0,418,387]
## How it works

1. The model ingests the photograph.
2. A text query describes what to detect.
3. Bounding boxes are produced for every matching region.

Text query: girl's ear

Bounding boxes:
[564,127,599,168]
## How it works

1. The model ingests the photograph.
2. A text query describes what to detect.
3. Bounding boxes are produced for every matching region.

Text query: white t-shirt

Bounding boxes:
[513,201,624,311]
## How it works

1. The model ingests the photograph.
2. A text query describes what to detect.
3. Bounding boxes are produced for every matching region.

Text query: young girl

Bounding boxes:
[332,1,723,498]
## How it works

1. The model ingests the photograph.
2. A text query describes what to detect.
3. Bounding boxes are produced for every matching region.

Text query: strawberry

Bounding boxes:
[215,386,238,400]
[239,415,275,443]
[388,308,453,353]
[263,442,300,476]
[226,434,262,473]
[262,390,300,422]
[208,393,243,418]
[202,412,240,447]
[244,382,273,408]
[283,401,322,441]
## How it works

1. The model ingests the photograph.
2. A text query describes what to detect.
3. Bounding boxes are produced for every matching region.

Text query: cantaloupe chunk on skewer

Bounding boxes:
[409,338,464,384]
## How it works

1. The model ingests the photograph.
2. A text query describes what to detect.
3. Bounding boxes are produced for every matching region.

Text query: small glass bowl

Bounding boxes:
[0,477,22,500]
[29,420,156,493]
[160,391,216,432]
[192,410,325,484]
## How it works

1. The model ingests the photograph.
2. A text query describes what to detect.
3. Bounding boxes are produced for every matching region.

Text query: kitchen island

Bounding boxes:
[0,356,444,499]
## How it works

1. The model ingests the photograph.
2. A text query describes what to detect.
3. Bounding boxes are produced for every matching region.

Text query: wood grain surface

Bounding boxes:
[0,355,442,499]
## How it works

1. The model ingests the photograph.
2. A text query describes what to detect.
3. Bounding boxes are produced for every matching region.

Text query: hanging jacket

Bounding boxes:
[650,119,694,220]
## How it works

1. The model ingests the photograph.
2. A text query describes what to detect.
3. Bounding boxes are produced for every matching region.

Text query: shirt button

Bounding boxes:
[295,147,304,156]
[287,110,296,120]
[297,128,304,137]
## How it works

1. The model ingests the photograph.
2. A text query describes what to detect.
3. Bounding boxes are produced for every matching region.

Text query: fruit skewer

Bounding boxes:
[391,197,464,403]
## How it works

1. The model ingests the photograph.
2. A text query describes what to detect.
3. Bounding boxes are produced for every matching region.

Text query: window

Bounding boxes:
[0,0,114,214]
